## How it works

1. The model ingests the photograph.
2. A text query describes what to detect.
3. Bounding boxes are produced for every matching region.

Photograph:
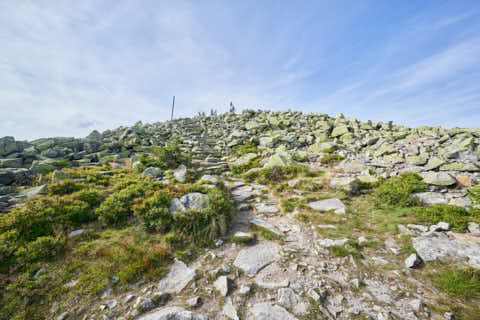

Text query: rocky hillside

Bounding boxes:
[1,110,480,320]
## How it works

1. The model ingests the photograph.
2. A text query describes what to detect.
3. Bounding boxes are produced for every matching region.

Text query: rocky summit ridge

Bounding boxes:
[1,109,480,320]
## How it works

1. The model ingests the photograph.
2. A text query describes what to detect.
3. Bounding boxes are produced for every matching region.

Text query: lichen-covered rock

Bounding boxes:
[168,193,209,214]
[306,198,347,214]
[264,151,296,168]
[420,172,456,186]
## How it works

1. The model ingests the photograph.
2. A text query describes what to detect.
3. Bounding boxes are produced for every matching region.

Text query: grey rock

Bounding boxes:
[250,217,283,236]
[306,198,347,214]
[214,275,231,296]
[223,298,239,320]
[318,238,349,247]
[173,165,188,183]
[168,193,209,214]
[187,296,202,307]
[255,203,279,214]
[420,172,456,186]
[413,235,480,269]
[247,303,298,320]
[412,192,447,205]
[21,184,48,199]
[277,288,300,309]
[239,284,251,295]
[68,229,85,238]
[157,259,196,293]
[468,222,480,233]
[264,151,296,168]
[330,176,359,193]
[409,299,423,312]
[143,167,163,177]
[137,307,208,320]
[429,222,450,232]
[405,253,422,268]
[234,242,279,277]
[199,174,219,185]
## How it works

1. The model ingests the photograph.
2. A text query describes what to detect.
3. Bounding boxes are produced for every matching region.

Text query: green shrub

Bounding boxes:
[70,189,105,208]
[320,154,345,165]
[415,204,479,232]
[48,179,84,195]
[15,236,64,264]
[373,173,428,208]
[96,183,149,226]
[133,190,173,232]
[434,268,480,299]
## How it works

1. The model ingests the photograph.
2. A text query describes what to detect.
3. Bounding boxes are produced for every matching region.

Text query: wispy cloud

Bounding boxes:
[1,1,480,140]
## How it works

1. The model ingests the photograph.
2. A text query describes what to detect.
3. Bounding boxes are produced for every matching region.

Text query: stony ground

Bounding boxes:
[58,164,479,320]
[2,110,480,319]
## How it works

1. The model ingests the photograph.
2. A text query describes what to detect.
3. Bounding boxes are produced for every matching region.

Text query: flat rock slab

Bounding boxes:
[250,217,283,236]
[247,303,299,320]
[255,203,279,213]
[138,307,208,320]
[306,198,347,214]
[413,235,480,269]
[232,186,260,202]
[158,259,196,293]
[412,192,447,205]
[234,242,279,277]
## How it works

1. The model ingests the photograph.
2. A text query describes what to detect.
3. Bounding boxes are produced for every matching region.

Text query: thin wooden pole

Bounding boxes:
[171,96,175,120]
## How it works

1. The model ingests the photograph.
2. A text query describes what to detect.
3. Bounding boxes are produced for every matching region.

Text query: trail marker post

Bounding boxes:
[171,96,175,120]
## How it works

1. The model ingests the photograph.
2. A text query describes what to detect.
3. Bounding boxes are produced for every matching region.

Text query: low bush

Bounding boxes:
[133,190,173,232]
[15,236,64,264]
[373,173,428,208]
[321,145,341,154]
[415,204,479,232]
[330,244,362,259]
[48,179,85,195]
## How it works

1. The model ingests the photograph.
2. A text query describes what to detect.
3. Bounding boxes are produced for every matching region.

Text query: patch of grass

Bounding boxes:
[320,154,345,165]
[434,267,480,299]
[373,173,428,208]
[330,243,362,259]
[280,197,299,213]
[414,204,479,232]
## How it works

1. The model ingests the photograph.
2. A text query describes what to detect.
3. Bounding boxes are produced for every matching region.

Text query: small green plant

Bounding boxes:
[415,204,479,232]
[136,140,191,173]
[434,267,480,299]
[133,190,174,232]
[281,197,299,213]
[373,173,428,208]
[320,154,345,165]
[244,165,319,185]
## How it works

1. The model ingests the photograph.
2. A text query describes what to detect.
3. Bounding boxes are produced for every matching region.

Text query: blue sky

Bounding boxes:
[1,0,480,140]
